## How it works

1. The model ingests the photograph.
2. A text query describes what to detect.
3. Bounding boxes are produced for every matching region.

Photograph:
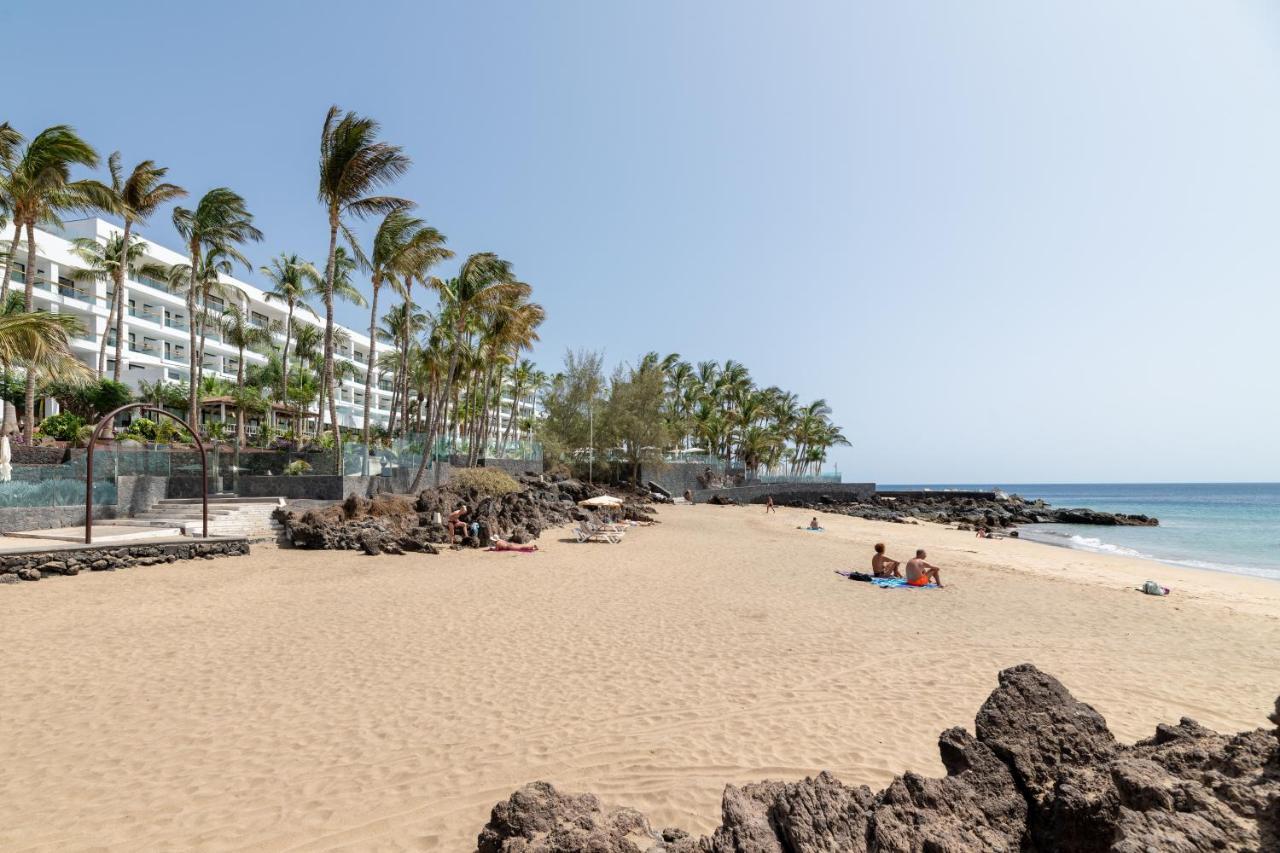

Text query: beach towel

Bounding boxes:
[870,577,938,589]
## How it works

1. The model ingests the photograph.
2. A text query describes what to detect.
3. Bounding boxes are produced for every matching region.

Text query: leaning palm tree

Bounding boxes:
[165,248,234,425]
[360,206,450,448]
[221,304,276,447]
[171,187,262,427]
[68,234,168,376]
[1,126,115,435]
[317,106,410,453]
[0,122,24,293]
[260,253,321,423]
[410,253,528,489]
[0,295,91,431]
[100,154,186,381]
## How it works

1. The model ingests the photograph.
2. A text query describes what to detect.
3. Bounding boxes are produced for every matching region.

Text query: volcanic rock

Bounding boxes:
[474,664,1278,852]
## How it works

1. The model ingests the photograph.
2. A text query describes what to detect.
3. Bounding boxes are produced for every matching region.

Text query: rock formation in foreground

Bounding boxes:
[475,664,1279,852]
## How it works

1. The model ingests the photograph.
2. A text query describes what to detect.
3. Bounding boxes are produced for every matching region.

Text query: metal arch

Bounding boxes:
[85,403,208,544]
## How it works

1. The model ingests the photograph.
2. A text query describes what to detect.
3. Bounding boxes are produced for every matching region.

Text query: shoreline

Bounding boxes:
[3,503,1276,850]
[1014,523,1280,583]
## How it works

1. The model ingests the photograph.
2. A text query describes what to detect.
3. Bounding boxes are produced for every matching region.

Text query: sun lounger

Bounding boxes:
[573,526,623,544]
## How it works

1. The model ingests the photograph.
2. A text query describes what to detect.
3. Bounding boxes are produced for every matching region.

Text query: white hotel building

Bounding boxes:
[9,217,422,436]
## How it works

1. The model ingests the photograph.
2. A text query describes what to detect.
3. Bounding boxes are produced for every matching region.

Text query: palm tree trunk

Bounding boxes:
[112,219,131,382]
[279,302,293,431]
[0,221,20,302]
[321,219,341,464]
[410,333,462,492]
[22,221,37,437]
[96,270,119,377]
[236,345,247,449]
[361,276,379,452]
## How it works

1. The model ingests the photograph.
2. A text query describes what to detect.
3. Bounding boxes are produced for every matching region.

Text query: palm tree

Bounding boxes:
[260,253,321,424]
[171,188,262,427]
[360,207,450,449]
[100,155,186,382]
[0,122,25,297]
[317,105,410,454]
[0,125,115,435]
[221,304,275,447]
[67,234,167,376]
[410,253,528,489]
[165,247,233,426]
[0,298,90,391]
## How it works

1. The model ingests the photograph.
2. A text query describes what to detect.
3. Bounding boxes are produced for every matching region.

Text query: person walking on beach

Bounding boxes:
[872,543,901,578]
[905,549,944,587]
[765,496,776,513]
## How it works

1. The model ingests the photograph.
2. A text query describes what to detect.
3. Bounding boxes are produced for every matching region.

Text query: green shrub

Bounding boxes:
[284,458,312,476]
[123,416,158,442]
[448,467,522,496]
[36,412,86,442]
[153,419,180,445]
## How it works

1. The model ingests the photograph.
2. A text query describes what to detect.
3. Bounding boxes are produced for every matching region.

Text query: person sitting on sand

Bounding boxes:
[808,517,822,530]
[872,543,901,578]
[490,538,538,553]
[904,549,944,588]
[448,505,470,545]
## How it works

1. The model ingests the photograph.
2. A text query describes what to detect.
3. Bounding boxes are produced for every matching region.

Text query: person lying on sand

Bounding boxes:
[872,543,902,578]
[490,539,538,553]
[904,549,944,588]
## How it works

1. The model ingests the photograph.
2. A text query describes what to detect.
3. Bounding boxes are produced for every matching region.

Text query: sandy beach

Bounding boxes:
[2,503,1277,851]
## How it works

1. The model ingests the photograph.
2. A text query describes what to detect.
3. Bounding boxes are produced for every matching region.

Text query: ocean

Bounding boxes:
[880,483,1280,581]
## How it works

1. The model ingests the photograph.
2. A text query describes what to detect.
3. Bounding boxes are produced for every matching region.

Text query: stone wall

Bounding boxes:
[692,482,877,504]
[0,537,250,583]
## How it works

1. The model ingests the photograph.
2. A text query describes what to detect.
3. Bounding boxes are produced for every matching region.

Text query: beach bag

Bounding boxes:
[847,571,873,583]
[1141,580,1169,596]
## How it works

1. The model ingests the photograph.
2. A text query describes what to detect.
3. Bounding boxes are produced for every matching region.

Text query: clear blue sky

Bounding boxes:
[7,1,1280,483]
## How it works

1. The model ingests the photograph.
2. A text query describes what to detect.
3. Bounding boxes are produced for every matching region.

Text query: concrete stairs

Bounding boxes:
[132,496,286,541]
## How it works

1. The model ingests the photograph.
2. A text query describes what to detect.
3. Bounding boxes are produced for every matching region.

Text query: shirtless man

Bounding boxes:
[871,543,901,578]
[904,549,944,587]
[448,504,470,545]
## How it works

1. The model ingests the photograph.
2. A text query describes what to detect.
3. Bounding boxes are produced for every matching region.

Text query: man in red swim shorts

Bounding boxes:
[904,549,944,588]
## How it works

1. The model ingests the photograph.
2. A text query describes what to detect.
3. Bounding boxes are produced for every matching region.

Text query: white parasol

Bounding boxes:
[0,434,11,482]
[577,495,624,508]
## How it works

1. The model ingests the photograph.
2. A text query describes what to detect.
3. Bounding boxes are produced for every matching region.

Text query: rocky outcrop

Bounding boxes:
[475,664,1278,852]
[274,474,656,555]
[777,493,1158,529]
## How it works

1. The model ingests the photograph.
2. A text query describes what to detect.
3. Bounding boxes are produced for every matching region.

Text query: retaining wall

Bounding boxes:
[692,482,877,504]
[0,537,250,582]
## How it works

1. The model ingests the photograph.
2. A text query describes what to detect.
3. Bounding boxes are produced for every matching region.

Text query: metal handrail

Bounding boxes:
[84,404,207,543]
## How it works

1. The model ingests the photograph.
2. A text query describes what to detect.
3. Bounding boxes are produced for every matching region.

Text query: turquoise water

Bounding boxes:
[881,483,1280,581]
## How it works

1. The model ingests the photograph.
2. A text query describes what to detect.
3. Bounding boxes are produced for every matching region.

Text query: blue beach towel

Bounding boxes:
[870,577,938,589]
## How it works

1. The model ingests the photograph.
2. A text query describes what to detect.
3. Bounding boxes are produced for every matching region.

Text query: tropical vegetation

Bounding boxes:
[0,111,846,482]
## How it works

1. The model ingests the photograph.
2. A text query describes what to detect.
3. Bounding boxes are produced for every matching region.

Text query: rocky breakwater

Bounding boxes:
[475,664,1278,851]
[274,473,656,555]
[779,492,1158,530]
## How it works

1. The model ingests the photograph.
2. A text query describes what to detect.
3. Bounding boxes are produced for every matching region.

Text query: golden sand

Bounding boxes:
[2,503,1277,851]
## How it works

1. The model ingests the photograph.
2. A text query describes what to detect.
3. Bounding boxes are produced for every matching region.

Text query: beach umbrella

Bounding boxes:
[577,495,624,508]
[0,434,11,483]
[1,401,16,436]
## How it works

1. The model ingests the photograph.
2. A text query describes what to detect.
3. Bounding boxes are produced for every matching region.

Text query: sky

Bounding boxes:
[6,1,1280,483]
